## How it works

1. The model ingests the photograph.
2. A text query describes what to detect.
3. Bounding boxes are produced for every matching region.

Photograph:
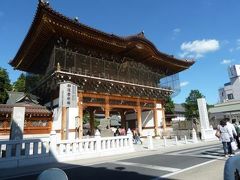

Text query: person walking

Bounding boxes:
[226,117,237,154]
[232,119,240,149]
[226,118,237,139]
[218,119,234,157]
[133,128,142,144]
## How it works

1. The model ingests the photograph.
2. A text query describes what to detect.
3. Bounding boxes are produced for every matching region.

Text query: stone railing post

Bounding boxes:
[175,136,178,145]
[184,135,188,144]
[50,130,57,157]
[163,136,167,147]
[127,128,133,147]
[95,129,101,152]
[147,132,153,150]
[192,129,198,143]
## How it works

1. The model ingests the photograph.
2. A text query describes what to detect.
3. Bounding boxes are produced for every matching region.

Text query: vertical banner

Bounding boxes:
[59,82,78,108]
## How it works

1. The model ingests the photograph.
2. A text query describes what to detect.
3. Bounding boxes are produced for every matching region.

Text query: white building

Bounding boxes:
[219,65,240,103]
[209,65,240,124]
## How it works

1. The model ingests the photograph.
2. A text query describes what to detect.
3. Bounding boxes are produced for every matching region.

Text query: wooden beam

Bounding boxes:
[153,101,159,136]
[61,107,67,140]
[136,99,142,135]
[105,96,110,118]
[78,92,83,139]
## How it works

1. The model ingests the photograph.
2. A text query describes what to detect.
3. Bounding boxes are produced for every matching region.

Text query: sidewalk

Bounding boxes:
[0,138,222,179]
[168,158,226,180]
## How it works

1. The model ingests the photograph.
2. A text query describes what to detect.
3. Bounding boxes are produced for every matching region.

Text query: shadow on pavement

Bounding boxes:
[4,162,175,180]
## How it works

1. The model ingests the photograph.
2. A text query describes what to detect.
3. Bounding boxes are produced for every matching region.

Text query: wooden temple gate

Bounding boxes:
[74,92,166,138]
[9,1,194,140]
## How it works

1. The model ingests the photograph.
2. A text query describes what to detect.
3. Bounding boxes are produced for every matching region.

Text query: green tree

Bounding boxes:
[165,96,175,114]
[13,73,26,92]
[0,68,12,103]
[83,112,100,128]
[184,90,204,120]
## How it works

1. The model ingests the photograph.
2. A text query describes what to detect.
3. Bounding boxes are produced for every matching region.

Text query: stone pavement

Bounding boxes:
[0,138,225,180]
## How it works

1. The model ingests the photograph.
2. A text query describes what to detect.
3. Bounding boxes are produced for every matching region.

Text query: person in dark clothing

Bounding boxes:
[114,128,120,136]
[232,119,240,149]
[133,128,142,144]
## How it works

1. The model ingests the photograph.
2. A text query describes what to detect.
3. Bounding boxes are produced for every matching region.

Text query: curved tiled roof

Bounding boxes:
[0,104,51,116]
[10,1,194,75]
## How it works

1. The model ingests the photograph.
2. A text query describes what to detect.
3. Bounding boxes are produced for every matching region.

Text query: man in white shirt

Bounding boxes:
[226,118,237,155]
[226,118,237,138]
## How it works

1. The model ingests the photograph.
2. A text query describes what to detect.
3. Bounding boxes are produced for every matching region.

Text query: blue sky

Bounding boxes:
[1,0,240,105]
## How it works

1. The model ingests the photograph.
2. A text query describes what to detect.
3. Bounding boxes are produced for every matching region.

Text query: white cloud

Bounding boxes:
[180,81,189,87]
[221,59,232,65]
[180,39,220,59]
[173,28,181,33]
[171,28,181,40]
[237,39,240,45]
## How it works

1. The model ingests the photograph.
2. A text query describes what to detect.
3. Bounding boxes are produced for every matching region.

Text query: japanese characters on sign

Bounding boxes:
[59,82,78,108]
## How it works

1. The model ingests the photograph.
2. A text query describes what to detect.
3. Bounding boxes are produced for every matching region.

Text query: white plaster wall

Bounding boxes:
[142,111,153,127]
[157,110,163,127]
[68,132,76,140]
[126,110,154,128]
[67,107,78,130]
[67,107,78,140]
[53,107,62,131]
[125,108,164,136]
[142,129,155,136]
[232,77,240,100]
[52,107,62,140]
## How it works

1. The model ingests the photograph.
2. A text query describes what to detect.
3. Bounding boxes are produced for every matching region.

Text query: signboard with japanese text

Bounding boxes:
[59,82,78,108]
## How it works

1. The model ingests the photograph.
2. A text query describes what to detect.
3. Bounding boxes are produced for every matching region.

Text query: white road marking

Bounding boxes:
[160,159,218,178]
[112,161,181,172]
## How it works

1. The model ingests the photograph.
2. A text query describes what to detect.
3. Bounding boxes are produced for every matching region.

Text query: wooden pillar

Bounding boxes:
[153,101,159,136]
[105,96,110,119]
[78,92,83,139]
[89,109,95,135]
[120,110,126,129]
[61,107,67,140]
[162,107,166,131]
[137,99,142,135]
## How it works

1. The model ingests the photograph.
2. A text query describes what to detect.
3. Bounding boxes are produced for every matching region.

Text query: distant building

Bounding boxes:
[172,104,186,121]
[165,103,186,123]
[209,65,240,124]
[219,65,240,103]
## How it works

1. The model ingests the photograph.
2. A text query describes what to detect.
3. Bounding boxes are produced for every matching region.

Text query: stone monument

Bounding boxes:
[97,118,114,137]
[197,98,216,141]
[10,107,25,140]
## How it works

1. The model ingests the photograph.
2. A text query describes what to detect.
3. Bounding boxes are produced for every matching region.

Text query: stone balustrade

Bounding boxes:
[0,131,134,168]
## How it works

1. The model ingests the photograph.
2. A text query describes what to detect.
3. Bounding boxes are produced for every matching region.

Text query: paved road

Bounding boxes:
[3,143,226,180]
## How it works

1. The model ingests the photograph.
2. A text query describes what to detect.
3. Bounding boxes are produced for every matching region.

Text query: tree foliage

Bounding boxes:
[0,68,12,103]
[165,96,175,114]
[83,112,100,128]
[184,90,204,120]
[13,73,26,92]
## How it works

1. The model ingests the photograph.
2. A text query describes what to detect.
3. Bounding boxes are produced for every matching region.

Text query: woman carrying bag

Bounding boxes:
[217,119,234,157]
